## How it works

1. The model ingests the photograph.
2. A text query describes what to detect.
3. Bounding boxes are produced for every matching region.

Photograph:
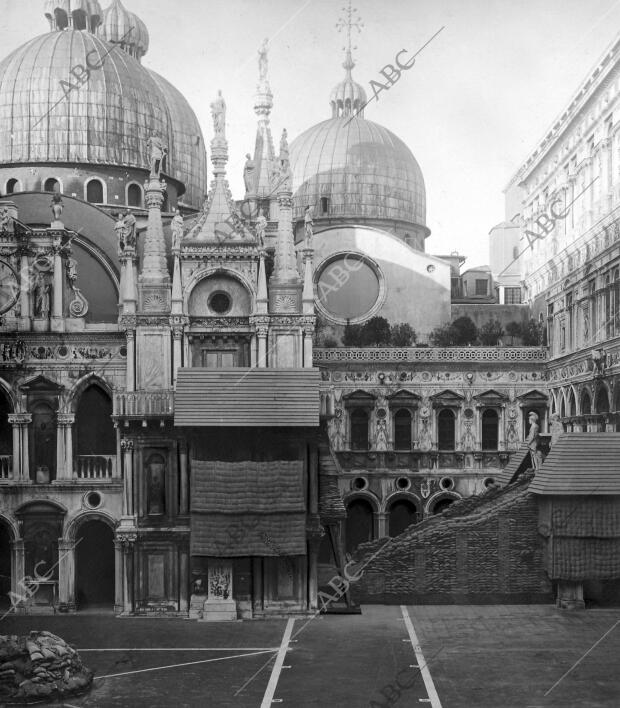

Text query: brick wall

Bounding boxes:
[351,477,553,604]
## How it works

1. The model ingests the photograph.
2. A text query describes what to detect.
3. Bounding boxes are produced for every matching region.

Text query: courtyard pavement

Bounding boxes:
[0,605,619,707]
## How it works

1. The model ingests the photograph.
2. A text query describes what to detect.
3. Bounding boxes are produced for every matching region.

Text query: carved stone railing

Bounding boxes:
[75,455,116,480]
[313,347,547,363]
[0,455,12,479]
[113,390,174,418]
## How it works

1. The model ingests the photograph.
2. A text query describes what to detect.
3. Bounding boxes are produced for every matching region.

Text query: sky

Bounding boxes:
[2,0,620,268]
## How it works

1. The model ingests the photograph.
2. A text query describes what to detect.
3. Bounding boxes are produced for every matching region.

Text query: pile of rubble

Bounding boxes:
[0,630,93,703]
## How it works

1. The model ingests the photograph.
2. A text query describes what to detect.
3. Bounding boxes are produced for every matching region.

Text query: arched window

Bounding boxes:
[388,499,419,536]
[75,385,115,456]
[72,9,87,30]
[86,179,104,204]
[393,409,412,450]
[568,389,576,416]
[481,409,499,450]
[437,409,455,450]
[345,498,374,553]
[581,391,592,415]
[350,409,369,450]
[44,178,60,193]
[127,183,143,207]
[595,388,610,414]
[5,178,19,195]
[54,9,69,30]
[30,402,56,480]
[560,395,566,419]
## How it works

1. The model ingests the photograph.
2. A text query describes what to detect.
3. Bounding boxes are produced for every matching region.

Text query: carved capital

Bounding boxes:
[119,314,137,331]
[120,439,134,452]
[8,413,31,426]
[56,413,75,426]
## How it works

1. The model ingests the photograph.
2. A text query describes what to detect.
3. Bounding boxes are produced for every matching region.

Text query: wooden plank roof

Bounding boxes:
[496,443,531,486]
[174,367,320,426]
[530,433,620,496]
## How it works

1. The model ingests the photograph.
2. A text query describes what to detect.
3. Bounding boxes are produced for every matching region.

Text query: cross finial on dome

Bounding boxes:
[335,1,363,76]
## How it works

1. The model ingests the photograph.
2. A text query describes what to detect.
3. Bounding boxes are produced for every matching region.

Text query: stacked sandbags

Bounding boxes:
[0,630,93,703]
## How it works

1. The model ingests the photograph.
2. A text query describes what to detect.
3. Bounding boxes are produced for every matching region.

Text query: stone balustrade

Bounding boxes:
[74,455,116,479]
[313,347,547,363]
[113,390,174,417]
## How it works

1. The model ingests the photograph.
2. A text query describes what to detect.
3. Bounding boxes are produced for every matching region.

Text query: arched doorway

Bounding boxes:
[345,498,374,554]
[75,520,114,608]
[0,522,11,611]
[388,498,419,536]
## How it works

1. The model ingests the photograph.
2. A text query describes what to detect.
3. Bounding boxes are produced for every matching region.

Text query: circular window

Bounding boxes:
[484,477,496,489]
[208,291,232,314]
[426,264,435,273]
[440,477,454,491]
[84,491,102,509]
[396,477,411,490]
[376,407,387,419]
[352,476,368,491]
[315,253,384,324]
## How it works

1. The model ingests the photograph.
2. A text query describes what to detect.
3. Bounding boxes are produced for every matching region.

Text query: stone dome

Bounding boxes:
[290,116,427,231]
[0,27,206,208]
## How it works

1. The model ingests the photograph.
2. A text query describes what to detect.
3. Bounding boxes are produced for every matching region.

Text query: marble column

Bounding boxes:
[57,539,75,610]
[303,325,313,368]
[374,511,389,538]
[257,327,268,368]
[8,413,31,481]
[51,245,64,332]
[121,440,134,516]
[126,330,136,392]
[172,328,183,385]
[114,540,124,614]
[55,413,74,480]
[179,546,189,613]
[179,442,189,515]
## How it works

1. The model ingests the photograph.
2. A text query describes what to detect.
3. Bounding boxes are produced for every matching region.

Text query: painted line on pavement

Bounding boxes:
[80,647,279,652]
[544,618,620,696]
[400,605,442,708]
[261,617,295,707]
[94,649,276,680]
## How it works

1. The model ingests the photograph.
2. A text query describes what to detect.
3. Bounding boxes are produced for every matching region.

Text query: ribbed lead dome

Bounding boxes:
[0,30,206,207]
[290,116,426,228]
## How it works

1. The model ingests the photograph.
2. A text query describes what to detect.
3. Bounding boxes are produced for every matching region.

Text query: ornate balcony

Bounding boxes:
[74,455,117,479]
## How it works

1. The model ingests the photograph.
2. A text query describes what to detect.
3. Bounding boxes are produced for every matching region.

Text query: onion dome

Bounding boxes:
[0,29,206,208]
[44,0,103,32]
[100,0,149,61]
[329,50,367,118]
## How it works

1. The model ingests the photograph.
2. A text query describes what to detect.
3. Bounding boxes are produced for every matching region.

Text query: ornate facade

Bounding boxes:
[0,1,548,618]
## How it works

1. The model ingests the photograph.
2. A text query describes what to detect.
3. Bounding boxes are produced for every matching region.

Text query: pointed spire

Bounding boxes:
[171,254,183,314]
[186,90,253,242]
[250,39,277,199]
[271,129,299,287]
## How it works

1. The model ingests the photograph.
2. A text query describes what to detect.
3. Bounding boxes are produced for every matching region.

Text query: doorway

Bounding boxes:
[75,520,114,608]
